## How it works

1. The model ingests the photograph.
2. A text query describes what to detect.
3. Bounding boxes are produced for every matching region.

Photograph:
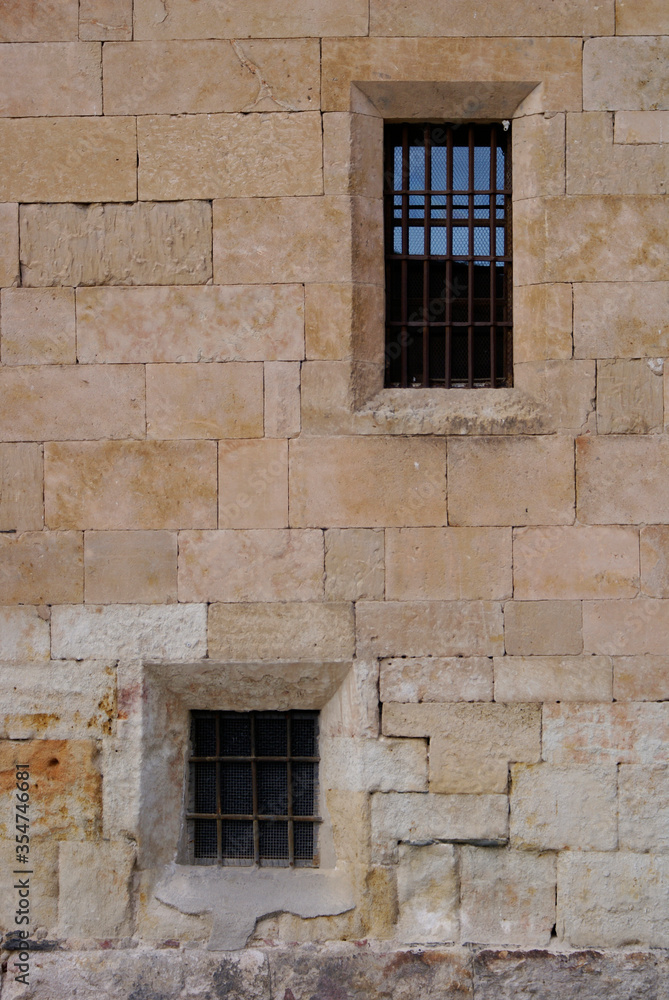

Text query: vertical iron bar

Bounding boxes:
[250,713,259,865]
[286,714,294,866]
[401,124,409,386]
[445,125,453,388]
[467,124,475,388]
[505,125,513,384]
[383,130,393,386]
[489,125,497,388]
[216,713,222,862]
[422,124,431,386]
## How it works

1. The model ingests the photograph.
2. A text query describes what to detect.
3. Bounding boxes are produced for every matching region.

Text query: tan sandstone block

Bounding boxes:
[0,365,144,441]
[45,441,217,530]
[494,655,613,703]
[0,606,49,661]
[178,529,323,602]
[290,437,446,528]
[448,436,574,527]
[511,764,617,852]
[146,363,263,440]
[323,113,384,198]
[0,203,18,287]
[139,113,321,200]
[568,112,669,195]
[597,358,664,433]
[461,847,556,946]
[513,360,596,433]
[80,0,132,39]
[386,527,511,601]
[0,0,78,41]
[325,528,384,601]
[504,601,582,656]
[305,283,385,362]
[615,110,669,143]
[584,37,669,111]
[614,655,669,701]
[577,436,669,524]
[370,0,613,35]
[59,841,135,937]
[84,530,177,604]
[380,657,493,703]
[21,202,212,287]
[52,604,206,660]
[513,285,572,364]
[513,113,565,201]
[514,525,639,600]
[584,599,669,655]
[0,531,82,604]
[574,282,669,359]
[264,362,301,438]
[135,0,368,37]
[0,838,58,933]
[219,440,287,529]
[641,527,669,598]
[0,118,136,203]
[0,42,100,117]
[208,602,354,660]
[358,601,504,657]
[619,765,669,852]
[616,0,669,34]
[543,702,669,765]
[0,444,43,531]
[396,843,458,944]
[77,285,304,363]
[1,288,75,364]
[214,197,353,285]
[104,39,319,113]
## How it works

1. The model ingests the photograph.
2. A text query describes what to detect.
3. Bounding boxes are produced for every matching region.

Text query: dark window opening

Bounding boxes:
[384,122,513,388]
[187,710,320,867]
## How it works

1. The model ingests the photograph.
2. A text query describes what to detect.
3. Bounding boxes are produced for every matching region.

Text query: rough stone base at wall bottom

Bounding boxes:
[0,944,668,1000]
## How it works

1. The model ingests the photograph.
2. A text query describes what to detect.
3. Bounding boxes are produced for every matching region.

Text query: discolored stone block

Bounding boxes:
[0,606,49,661]
[146,363,263,439]
[79,0,132,39]
[597,358,664,433]
[208,602,354,661]
[614,655,669,701]
[357,601,504,657]
[513,284,572,363]
[1,287,75,364]
[219,439,288,529]
[134,0,369,38]
[320,736,427,794]
[0,660,116,739]
[0,836,58,934]
[380,656,493,703]
[584,37,669,111]
[0,0,78,41]
[0,531,82,604]
[503,601,582,656]
[325,528,384,601]
[0,443,43,531]
[264,362,301,438]
[577,436,669,524]
[494,656,612,703]
[51,603,207,660]
[59,840,135,937]
[396,843,458,944]
[84,530,177,605]
[0,203,18,287]
[619,765,669,852]
[641,526,669,597]
[574,281,669,359]
[543,702,669,765]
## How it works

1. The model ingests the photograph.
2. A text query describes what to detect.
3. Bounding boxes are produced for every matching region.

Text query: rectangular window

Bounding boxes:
[187,710,320,867]
[384,122,512,388]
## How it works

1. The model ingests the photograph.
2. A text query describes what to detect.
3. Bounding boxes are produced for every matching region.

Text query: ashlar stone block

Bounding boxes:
[584,37,669,111]
[577,436,669,524]
[208,602,354,661]
[79,0,132,39]
[584,599,669,655]
[370,0,613,35]
[597,358,664,433]
[380,657,493,703]
[614,655,669,701]
[0,837,58,934]
[51,604,207,661]
[84,530,177,605]
[324,528,384,601]
[320,736,427,794]
[1,288,75,364]
[58,840,135,938]
[146,363,263,440]
[619,765,669,852]
[357,602,504,657]
[503,601,582,656]
[0,43,101,117]
[264,362,301,438]
[510,763,617,851]
[494,656,612,704]
[0,443,43,531]
[615,110,669,143]
[543,702,669,765]
[396,843,458,944]
[512,284,572,363]
[219,440,288,529]
[0,531,82,604]
[568,112,669,195]
[134,0,369,39]
[513,360,596,434]
[304,283,385,362]
[0,0,78,41]
[0,606,50,661]
[513,113,565,201]
[0,203,18,287]
[641,526,669,598]
[574,282,669,359]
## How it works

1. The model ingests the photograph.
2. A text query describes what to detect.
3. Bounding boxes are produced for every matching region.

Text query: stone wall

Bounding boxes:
[1,0,669,995]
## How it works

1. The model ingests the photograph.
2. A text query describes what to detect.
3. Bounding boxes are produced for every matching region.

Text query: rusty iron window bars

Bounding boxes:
[384,122,513,388]
[187,710,320,867]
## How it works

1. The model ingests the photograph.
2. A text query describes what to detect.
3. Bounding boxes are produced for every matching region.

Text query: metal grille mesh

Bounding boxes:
[188,710,319,867]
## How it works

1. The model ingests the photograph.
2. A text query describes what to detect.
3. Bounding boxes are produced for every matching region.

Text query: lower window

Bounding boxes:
[187,710,320,867]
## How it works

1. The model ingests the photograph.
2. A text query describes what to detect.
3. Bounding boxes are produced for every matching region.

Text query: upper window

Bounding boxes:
[384,122,512,389]
[187,710,320,868]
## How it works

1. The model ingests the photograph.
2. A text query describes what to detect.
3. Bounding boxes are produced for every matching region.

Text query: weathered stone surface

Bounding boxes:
[513,284,572,364]
[0,660,116,739]
[386,527,512,601]
[568,112,669,195]
[614,655,669,701]
[208,602,354,661]
[513,526,639,600]
[105,39,319,113]
[510,764,617,851]
[504,601,582,656]
[513,113,566,201]
[370,0,612,35]
[77,284,304,362]
[290,437,445,528]
[135,0,368,38]
[513,361,596,433]
[146,362,263,439]
[0,531,81,604]
[1,287,75,364]
[214,197,353,285]
[494,656,612,704]
[358,602,504,657]
[574,281,669,358]
[0,606,49,661]
[617,0,669,34]
[320,736,427,793]
[371,791,508,864]
[558,851,669,947]
[135,870,212,943]
[448,437,574,527]
[0,0,78,41]
[324,528,384,601]
[619,765,669,852]
[584,599,669,655]
[584,37,669,112]
[0,118,136,203]
[396,843,458,943]
[51,603,206,660]
[0,202,18,287]
[597,358,664,433]
[577,437,669,524]
[21,202,212,287]
[380,657,493,703]
[641,526,669,598]
[59,840,135,937]
[461,847,556,946]
[0,42,100,117]
[0,738,101,840]
[264,361,301,438]
[323,112,383,198]
[0,365,144,441]
[615,110,669,143]
[0,836,58,934]
[219,439,288,529]
[79,0,132,39]
[543,702,669,765]
[84,530,177,605]
[0,443,42,531]
[139,113,322,200]
[45,441,218,530]
[178,529,323,602]
[305,282,385,362]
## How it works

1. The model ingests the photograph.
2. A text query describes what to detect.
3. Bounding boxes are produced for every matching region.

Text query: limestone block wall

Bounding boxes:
[0,0,669,995]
